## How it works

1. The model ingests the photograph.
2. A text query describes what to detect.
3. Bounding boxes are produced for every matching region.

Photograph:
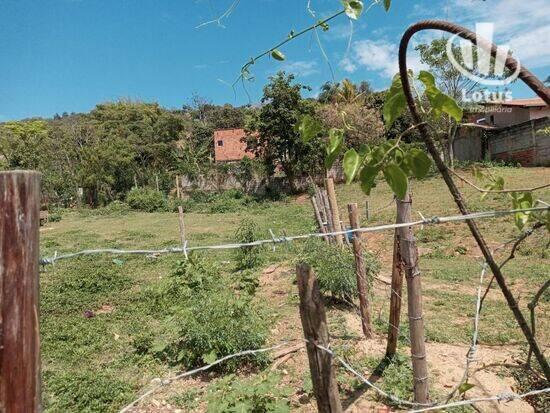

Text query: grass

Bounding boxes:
[39,166,550,412]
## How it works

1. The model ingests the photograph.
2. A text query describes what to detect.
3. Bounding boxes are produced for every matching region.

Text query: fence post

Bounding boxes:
[365,198,370,221]
[397,192,429,403]
[311,196,329,243]
[177,206,186,248]
[296,263,343,413]
[0,171,41,413]
[347,203,372,338]
[324,178,343,246]
[386,229,404,358]
[175,175,181,200]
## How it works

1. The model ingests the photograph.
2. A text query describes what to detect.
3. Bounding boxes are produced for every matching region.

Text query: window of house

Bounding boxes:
[217,140,223,146]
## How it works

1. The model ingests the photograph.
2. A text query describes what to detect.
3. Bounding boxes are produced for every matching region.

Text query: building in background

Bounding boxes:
[213,128,256,162]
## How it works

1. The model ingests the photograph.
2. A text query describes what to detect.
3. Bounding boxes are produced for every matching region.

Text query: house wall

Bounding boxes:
[453,128,485,162]
[214,129,255,162]
[488,117,550,166]
[486,105,550,128]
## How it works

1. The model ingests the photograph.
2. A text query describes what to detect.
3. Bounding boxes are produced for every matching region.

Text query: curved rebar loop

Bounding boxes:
[398,19,550,381]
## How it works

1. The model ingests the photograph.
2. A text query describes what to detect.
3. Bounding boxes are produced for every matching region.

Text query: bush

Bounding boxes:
[207,373,291,413]
[234,218,264,270]
[145,256,269,371]
[180,189,257,213]
[126,188,167,212]
[298,239,380,301]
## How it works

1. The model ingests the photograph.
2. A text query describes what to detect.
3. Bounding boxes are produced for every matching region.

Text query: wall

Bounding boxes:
[453,127,485,162]
[214,129,255,162]
[488,117,550,166]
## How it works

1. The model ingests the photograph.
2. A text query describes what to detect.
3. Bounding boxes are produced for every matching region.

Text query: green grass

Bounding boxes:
[39,166,550,411]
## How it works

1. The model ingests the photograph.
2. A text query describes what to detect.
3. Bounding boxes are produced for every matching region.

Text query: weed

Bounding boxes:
[234,218,264,270]
[126,188,168,212]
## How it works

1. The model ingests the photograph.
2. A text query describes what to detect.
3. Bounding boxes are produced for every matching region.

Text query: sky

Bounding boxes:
[1,0,549,121]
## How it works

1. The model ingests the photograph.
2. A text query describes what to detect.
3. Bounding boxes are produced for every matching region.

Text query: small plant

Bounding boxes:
[234,218,264,270]
[206,372,291,413]
[298,238,380,301]
[126,188,168,212]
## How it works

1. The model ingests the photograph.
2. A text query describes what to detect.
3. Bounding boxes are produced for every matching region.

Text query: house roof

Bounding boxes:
[482,98,548,108]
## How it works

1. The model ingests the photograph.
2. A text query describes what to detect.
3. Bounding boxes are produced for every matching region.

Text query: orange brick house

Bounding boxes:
[213,128,256,162]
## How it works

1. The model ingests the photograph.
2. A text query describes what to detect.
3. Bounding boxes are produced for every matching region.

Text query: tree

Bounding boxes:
[246,72,323,191]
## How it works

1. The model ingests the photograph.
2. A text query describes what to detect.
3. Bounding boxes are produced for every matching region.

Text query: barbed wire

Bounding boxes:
[40,206,549,266]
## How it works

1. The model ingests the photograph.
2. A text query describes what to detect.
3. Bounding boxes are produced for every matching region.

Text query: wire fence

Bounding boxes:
[40,205,549,266]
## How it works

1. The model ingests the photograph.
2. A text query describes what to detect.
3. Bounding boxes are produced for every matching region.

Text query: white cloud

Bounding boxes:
[340,57,357,73]
[344,39,427,79]
[279,60,319,77]
[449,0,550,69]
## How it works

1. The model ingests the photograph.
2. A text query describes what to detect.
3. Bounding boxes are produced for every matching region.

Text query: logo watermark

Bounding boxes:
[446,22,521,103]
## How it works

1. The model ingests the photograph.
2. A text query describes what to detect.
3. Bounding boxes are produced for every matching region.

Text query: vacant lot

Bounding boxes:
[40,167,550,412]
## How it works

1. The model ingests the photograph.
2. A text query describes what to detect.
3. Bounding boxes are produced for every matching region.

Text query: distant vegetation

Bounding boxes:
[0,74,416,207]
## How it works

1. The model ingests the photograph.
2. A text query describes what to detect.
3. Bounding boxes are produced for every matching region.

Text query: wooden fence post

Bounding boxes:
[365,199,370,221]
[177,206,186,248]
[297,263,343,413]
[347,203,372,338]
[386,229,404,358]
[0,171,41,412]
[311,196,329,243]
[175,175,181,200]
[324,178,343,246]
[396,192,429,403]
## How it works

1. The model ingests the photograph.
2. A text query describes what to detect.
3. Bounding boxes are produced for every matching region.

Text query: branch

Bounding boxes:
[450,169,550,194]
[527,279,550,366]
[478,222,544,313]
[196,0,242,29]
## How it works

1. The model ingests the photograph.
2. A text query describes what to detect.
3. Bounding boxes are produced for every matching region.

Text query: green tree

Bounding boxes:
[246,72,323,191]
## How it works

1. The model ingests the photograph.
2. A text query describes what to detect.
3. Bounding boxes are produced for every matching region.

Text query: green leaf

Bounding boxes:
[271,49,286,61]
[458,382,476,394]
[202,351,217,364]
[341,0,364,20]
[360,165,379,195]
[318,20,330,31]
[325,128,344,169]
[343,148,361,184]
[298,114,322,143]
[383,75,407,128]
[383,0,392,11]
[112,258,124,266]
[511,192,533,230]
[406,149,432,179]
[417,70,437,91]
[431,92,463,122]
[383,163,408,200]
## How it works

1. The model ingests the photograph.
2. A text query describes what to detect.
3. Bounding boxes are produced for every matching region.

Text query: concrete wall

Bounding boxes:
[488,117,550,166]
[453,127,485,162]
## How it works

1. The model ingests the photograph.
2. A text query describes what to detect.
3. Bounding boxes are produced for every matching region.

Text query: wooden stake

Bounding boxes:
[175,175,181,200]
[297,263,343,413]
[386,229,404,358]
[0,171,41,412]
[155,174,160,192]
[311,196,329,243]
[397,192,429,403]
[365,199,370,221]
[347,203,373,338]
[324,178,343,246]
[320,190,334,244]
[177,206,186,248]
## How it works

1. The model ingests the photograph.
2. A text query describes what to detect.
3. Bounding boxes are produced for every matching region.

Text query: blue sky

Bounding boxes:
[1,0,548,120]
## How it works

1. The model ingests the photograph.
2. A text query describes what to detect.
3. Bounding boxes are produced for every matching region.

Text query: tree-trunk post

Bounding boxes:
[175,175,181,200]
[0,171,41,413]
[177,206,186,248]
[365,199,370,221]
[396,192,429,403]
[347,203,373,338]
[311,196,329,243]
[320,190,335,244]
[324,178,343,246]
[297,263,343,413]
[386,223,404,358]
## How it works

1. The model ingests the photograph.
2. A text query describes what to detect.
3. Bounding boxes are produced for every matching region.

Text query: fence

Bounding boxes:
[2,170,549,412]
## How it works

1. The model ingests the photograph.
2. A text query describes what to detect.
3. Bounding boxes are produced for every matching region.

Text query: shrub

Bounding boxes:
[147,256,269,371]
[207,373,291,413]
[180,189,257,213]
[126,188,167,212]
[234,218,264,270]
[298,238,380,301]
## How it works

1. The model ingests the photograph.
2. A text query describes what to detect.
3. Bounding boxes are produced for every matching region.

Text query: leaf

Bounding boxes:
[431,92,463,122]
[341,0,364,20]
[318,20,330,31]
[511,192,533,230]
[383,163,408,200]
[202,351,217,364]
[343,148,361,184]
[383,0,392,11]
[360,165,379,195]
[325,128,344,169]
[417,70,437,91]
[271,49,286,61]
[383,75,407,128]
[458,382,476,394]
[112,258,124,266]
[406,149,432,179]
[298,114,322,143]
